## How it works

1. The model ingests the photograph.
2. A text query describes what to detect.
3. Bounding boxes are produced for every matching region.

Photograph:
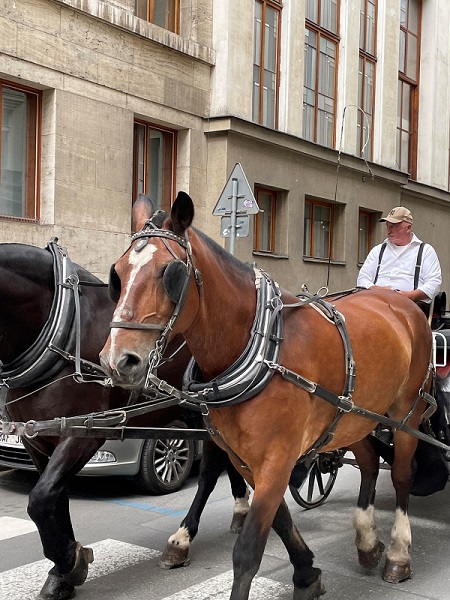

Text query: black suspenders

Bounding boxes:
[373,242,387,285]
[373,241,425,289]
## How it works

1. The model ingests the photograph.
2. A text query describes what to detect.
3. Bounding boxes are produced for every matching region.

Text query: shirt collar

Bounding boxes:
[385,232,422,248]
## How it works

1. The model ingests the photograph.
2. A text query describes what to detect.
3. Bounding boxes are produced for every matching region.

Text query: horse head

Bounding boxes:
[100,192,201,387]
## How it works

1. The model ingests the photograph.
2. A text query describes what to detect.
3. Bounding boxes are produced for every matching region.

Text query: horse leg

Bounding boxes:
[383,430,418,583]
[271,499,325,600]
[230,477,322,600]
[350,437,385,570]
[26,437,102,600]
[160,440,249,568]
[226,456,250,533]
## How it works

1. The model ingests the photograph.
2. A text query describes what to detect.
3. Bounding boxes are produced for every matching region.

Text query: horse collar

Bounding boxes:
[1,240,78,389]
[180,269,283,408]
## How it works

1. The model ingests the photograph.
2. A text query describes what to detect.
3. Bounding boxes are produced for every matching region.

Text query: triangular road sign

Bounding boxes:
[212,163,260,216]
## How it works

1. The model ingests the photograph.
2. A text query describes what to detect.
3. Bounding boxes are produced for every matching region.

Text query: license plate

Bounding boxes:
[0,434,24,447]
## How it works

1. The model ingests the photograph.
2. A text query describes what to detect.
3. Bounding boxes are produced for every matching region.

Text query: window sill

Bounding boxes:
[302,257,346,266]
[0,215,39,224]
[252,251,289,259]
[53,0,215,66]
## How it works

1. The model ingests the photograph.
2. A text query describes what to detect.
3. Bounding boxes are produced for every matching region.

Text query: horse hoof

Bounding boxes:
[293,577,325,600]
[38,574,75,600]
[159,544,190,569]
[383,558,412,583]
[358,540,385,570]
[63,543,94,587]
[230,512,246,533]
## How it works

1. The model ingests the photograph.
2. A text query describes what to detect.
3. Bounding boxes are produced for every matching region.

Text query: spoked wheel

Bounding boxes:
[289,451,343,509]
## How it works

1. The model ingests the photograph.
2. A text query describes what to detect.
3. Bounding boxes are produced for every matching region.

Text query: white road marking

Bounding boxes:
[161,570,292,599]
[0,516,37,541]
[0,538,290,600]
[0,539,160,600]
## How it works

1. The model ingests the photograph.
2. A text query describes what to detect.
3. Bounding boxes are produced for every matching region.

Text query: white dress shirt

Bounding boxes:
[357,233,442,300]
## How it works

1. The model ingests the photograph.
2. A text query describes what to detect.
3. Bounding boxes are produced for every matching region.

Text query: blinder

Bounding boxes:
[109,264,121,304]
[163,259,189,304]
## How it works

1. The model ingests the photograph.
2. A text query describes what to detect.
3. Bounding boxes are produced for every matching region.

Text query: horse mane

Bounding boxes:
[193,227,254,278]
[0,242,104,286]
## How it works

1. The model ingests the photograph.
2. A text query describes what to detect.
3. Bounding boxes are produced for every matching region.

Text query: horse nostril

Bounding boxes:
[116,352,142,374]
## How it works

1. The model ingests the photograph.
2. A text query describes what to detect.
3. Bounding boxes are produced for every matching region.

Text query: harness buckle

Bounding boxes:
[337,395,354,412]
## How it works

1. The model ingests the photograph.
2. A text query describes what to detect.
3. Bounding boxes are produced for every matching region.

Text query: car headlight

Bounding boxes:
[88,450,117,464]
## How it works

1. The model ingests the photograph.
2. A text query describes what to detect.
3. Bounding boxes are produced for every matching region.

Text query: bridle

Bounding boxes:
[109,222,202,379]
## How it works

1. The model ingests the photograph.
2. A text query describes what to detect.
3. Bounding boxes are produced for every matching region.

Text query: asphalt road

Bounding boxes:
[1,461,449,600]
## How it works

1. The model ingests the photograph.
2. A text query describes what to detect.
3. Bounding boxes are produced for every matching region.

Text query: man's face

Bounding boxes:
[386,221,412,246]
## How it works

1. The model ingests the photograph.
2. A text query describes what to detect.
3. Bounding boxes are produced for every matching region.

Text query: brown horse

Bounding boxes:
[0,239,249,600]
[100,191,435,600]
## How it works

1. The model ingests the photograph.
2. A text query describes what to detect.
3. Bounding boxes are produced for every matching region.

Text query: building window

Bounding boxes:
[133,121,176,213]
[303,1,339,148]
[254,188,277,253]
[135,0,180,33]
[253,0,282,129]
[397,0,420,178]
[0,82,40,220]
[358,209,375,263]
[303,199,333,259]
[357,0,377,160]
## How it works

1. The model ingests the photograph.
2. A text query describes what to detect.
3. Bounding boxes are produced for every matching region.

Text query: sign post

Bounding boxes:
[212,163,260,255]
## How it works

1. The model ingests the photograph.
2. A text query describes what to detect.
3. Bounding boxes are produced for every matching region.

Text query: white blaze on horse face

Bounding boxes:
[110,243,158,359]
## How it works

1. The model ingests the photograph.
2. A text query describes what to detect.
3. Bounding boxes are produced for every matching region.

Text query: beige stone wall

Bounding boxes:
[0,0,214,280]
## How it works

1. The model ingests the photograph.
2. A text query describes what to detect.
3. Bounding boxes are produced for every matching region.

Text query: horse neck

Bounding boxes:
[0,244,54,362]
[184,232,257,380]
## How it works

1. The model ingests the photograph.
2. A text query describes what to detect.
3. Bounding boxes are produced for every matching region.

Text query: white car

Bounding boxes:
[0,423,202,494]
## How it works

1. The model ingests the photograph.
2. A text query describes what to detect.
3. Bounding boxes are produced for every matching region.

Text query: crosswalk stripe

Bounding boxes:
[0,539,160,600]
[0,517,37,541]
[161,570,292,599]
[0,538,291,600]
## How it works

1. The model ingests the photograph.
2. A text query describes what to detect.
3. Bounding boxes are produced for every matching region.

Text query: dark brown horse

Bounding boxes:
[0,239,248,600]
[100,191,435,600]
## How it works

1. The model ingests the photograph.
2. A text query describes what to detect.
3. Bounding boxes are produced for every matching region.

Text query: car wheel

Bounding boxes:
[134,420,194,494]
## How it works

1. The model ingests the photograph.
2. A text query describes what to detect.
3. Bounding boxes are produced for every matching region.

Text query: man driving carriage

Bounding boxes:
[357,205,441,303]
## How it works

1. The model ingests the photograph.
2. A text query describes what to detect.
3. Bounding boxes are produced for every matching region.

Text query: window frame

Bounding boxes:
[132,120,177,214]
[253,187,277,253]
[303,1,340,148]
[0,80,41,222]
[303,198,334,260]
[357,0,377,160]
[358,209,375,264]
[135,0,180,34]
[397,0,421,179]
[252,0,282,129]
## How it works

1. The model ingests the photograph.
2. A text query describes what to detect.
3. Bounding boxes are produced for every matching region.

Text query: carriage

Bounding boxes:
[2,192,450,600]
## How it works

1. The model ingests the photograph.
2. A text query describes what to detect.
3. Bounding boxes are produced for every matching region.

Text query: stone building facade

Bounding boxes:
[1,0,449,296]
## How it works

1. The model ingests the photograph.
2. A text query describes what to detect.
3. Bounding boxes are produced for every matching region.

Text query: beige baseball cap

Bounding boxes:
[379,206,413,224]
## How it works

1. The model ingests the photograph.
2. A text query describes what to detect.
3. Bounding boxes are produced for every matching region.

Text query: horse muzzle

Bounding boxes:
[99,349,147,388]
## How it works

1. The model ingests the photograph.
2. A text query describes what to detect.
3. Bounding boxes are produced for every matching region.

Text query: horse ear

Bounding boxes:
[132,194,157,233]
[169,191,194,236]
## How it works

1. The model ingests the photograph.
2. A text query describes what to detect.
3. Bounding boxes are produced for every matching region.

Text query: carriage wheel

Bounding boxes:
[289,452,340,510]
[134,421,194,494]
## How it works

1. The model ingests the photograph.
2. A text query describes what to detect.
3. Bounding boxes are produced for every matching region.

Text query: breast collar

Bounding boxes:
[181,268,283,408]
[0,239,78,389]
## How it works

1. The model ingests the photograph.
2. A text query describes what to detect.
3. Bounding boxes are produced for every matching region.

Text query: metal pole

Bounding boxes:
[229,177,238,255]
